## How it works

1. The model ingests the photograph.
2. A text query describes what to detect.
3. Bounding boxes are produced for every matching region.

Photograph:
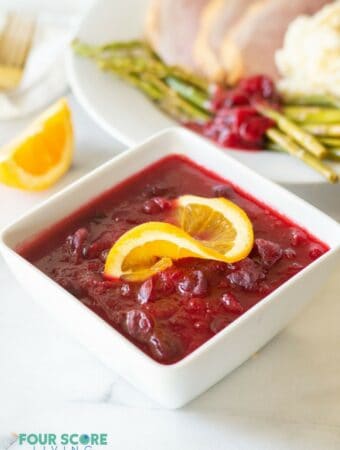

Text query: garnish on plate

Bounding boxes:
[73,39,339,183]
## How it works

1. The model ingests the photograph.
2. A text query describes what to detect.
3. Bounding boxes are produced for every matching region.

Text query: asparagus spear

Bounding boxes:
[266,128,338,183]
[267,140,340,163]
[284,106,340,124]
[73,39,154,59]
[281,92,340,108]
[100,40,154,54]
[165,76,211,110]
[302,124,340,137]
[326,148,340,162]
[256,104,327,159]
[142,73,210,121]
[98,57,168,78]
[73,39,210,90]
[320,137,340,147]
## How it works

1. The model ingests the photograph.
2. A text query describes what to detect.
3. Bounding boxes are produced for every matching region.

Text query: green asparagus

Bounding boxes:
[284,106,340,124]
[303,124,340,137]
[256,104,327,159]
[282,92,340,109]
[326,148,340,162]
[165,76,210,110]
[320,137,340,147]
[266,128,338,183]
[142,73,210,121]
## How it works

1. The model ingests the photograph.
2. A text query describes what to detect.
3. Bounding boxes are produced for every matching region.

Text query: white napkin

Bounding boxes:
[0,13,77,120]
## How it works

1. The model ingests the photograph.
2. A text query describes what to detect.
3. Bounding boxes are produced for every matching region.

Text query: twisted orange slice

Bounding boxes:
[104,195,254,281]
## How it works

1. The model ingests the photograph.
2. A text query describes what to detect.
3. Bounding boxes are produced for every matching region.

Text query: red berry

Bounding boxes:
[284,248,296,260]
[255,238,283,268]
[149,330,184,362]
[67,227,89,253]
[221,293,244,314]
[309,244,325,260]
[239,116,275,145]
[177,270,208,297]
[212,184,235,198]
[138,278,154,304]
[120,283,131,297]
[125,309,154,343]
[227,258,265,291]
[239,75,275,99]
[290,228,308,247]
[142,197,172,214]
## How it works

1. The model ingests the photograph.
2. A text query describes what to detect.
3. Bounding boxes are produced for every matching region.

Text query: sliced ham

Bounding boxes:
[220,0,332,83]
[145,0,211,72]
[145,0,332,84]
[194,0,254,81]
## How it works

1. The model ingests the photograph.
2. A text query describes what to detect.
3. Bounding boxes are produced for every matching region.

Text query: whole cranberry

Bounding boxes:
[67,228,89,253]
[225,90,250,108]
[149,330,184,363]
[255,238,283,268]
[120,283,131,297]
[284,248,296,260]
[137,278,154,304]
[227,258,265,291]
[211,86,250,111]
[239,116,275,145]
[125,309,154,343]
[221,293,244,314]
[142,197,172,214]
[154,268,182,295]
[218,129,243,148]
[309,244,325,260]
[227,106,258,128]
[212,184,235,198]
[239,75,275,99]
[177,270,208,297]
[290,228,308,247]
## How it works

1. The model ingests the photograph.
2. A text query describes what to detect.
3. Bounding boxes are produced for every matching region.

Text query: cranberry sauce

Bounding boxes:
[19,155,328,364]
[186,75,279,150]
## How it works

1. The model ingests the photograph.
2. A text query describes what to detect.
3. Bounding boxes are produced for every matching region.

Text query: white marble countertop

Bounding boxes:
[0,94,340,450]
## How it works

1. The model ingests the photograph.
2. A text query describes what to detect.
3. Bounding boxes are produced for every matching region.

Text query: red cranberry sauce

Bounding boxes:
[19,155,328,364]
[186,75,279,150]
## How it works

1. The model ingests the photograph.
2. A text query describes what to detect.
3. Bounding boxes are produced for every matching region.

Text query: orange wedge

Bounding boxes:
[104,196,254,281]
[0,98,73,191]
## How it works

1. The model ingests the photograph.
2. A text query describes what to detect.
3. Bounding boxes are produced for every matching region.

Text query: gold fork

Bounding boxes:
[0,13,36,90]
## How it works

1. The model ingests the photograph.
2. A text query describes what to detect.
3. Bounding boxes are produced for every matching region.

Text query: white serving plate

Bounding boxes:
[66,0,340,185]
[1,128,340,408]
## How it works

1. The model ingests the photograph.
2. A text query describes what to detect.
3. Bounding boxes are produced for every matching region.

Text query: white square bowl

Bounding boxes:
[1,127,340,409]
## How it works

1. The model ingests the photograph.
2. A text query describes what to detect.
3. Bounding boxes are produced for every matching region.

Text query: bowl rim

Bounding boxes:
[1,127,340,371]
